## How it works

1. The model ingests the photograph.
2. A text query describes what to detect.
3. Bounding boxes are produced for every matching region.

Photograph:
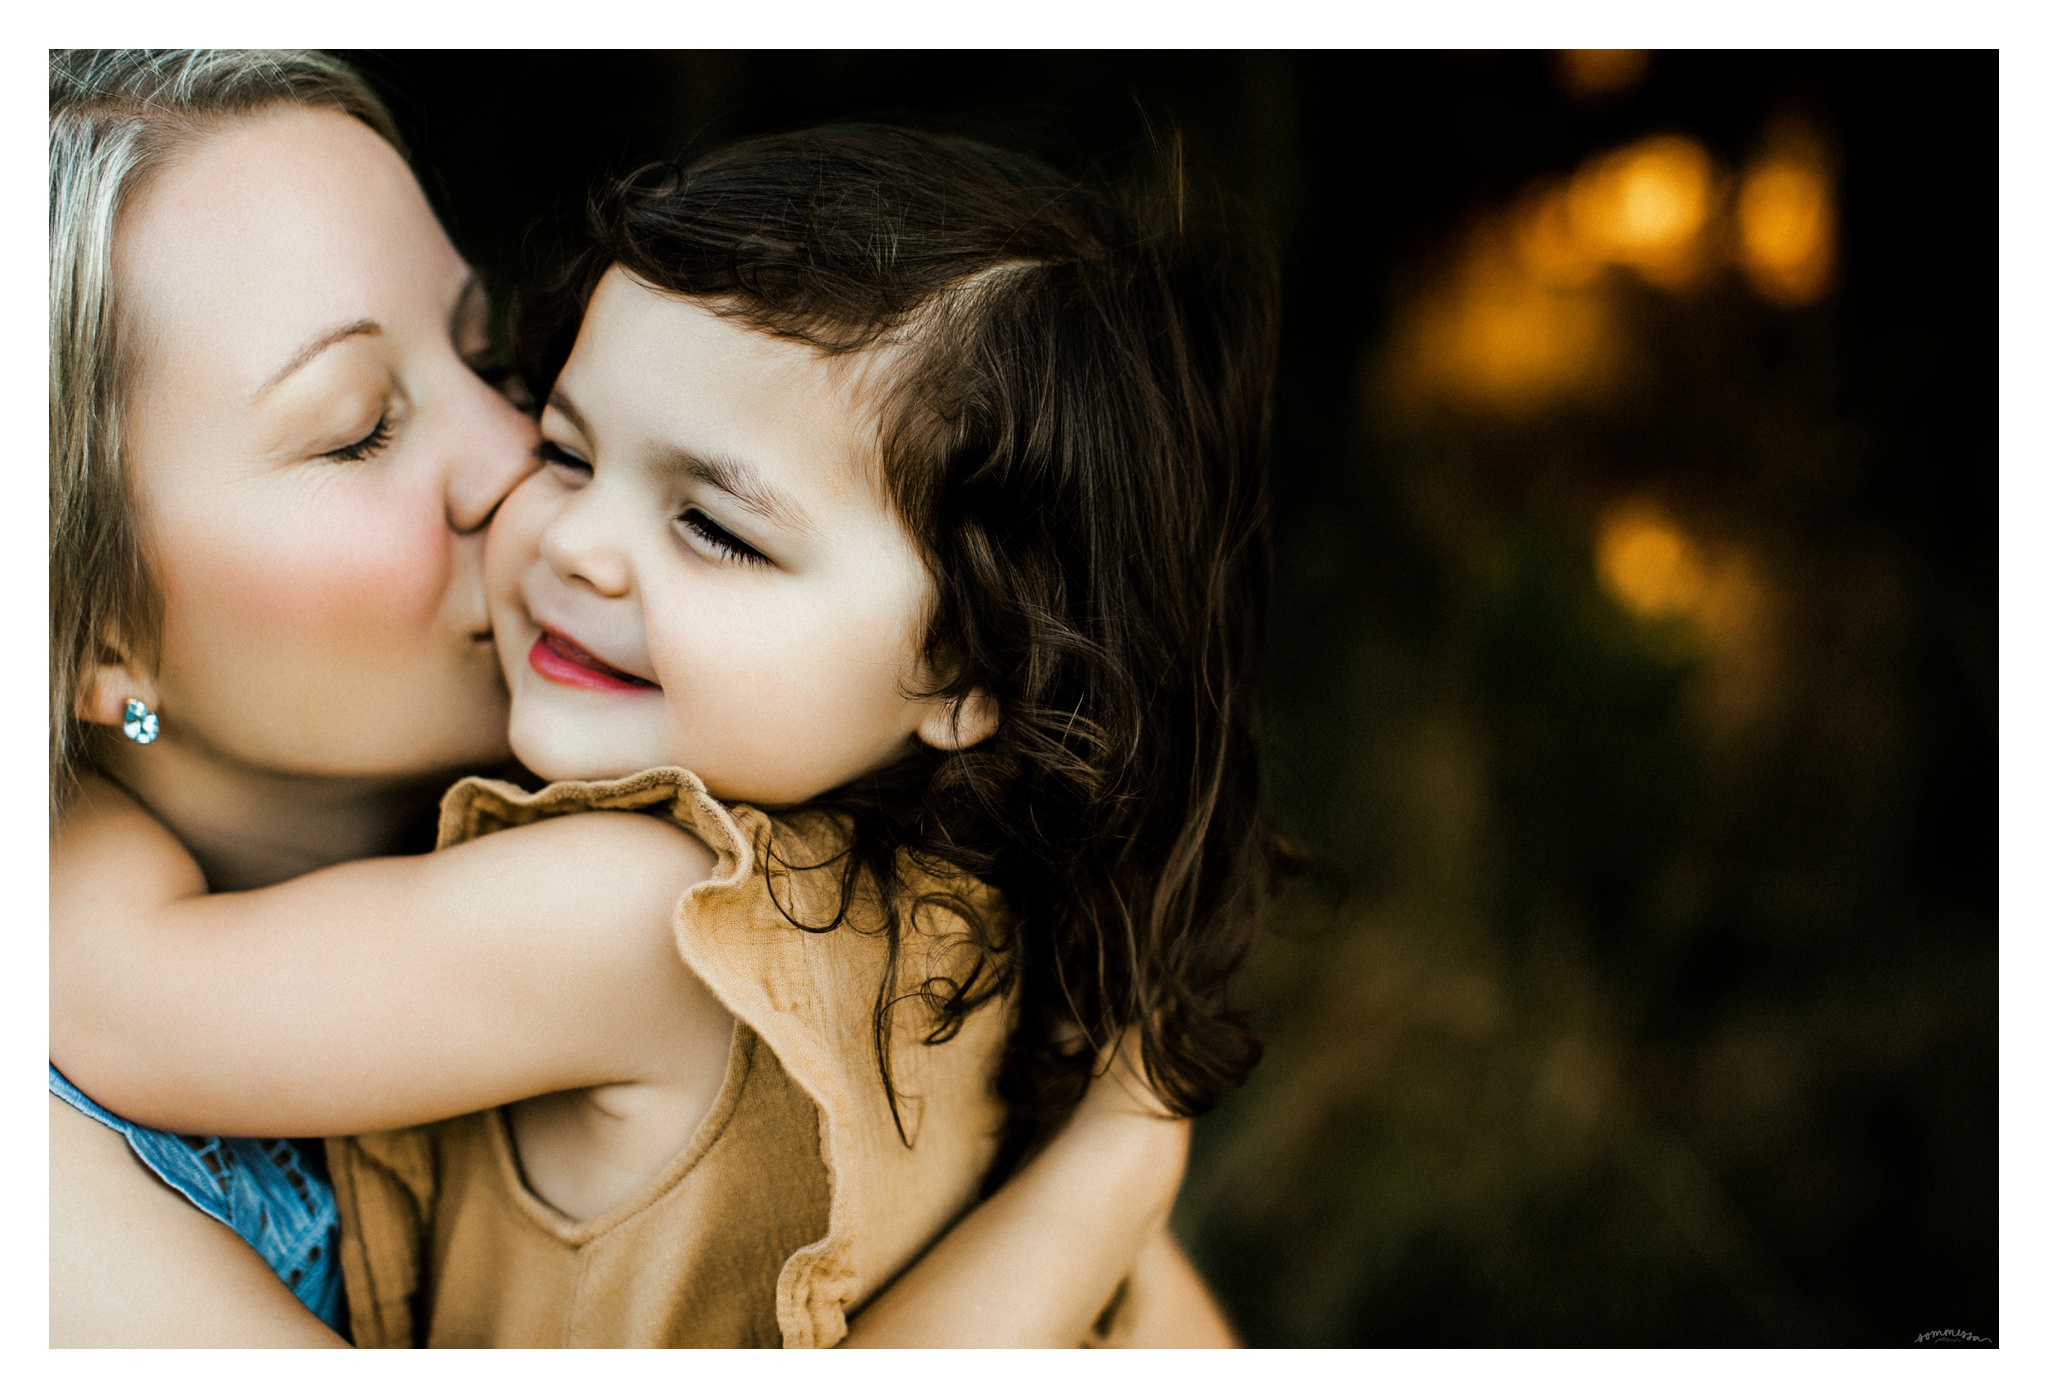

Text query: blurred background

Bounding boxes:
[355,50,1997,1346]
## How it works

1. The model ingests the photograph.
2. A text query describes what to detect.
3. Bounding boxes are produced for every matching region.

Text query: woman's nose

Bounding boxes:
[446,383,541,535]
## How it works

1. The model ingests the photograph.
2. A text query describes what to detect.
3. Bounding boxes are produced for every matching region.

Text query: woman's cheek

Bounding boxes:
[189,503,451,655]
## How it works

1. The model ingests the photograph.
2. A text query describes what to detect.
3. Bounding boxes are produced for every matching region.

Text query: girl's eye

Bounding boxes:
[323,414,393,464]
[537,440,592,479]
[679,508,769,567]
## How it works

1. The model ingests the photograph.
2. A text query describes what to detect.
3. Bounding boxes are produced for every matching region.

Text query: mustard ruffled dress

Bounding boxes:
[327,766,1016,1347]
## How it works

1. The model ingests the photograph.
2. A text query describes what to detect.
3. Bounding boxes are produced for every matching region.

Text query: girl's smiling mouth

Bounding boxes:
[528,629,660,692]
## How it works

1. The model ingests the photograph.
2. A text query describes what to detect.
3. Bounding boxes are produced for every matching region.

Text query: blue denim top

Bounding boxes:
[50,1064,344,1331]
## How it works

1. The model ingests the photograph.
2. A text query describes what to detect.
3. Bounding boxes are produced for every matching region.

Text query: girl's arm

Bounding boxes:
[51,776,726,1138]
[50,1097,347,1347]
[845,1037,1236,1348]
[1105,1231,1238,1347]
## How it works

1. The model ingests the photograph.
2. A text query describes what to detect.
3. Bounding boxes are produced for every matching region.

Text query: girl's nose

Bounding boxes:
[446,380,541,535]
[539,485,633,598]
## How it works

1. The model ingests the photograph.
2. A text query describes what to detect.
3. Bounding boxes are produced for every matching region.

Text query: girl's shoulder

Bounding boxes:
[437,766,727,851]
[438,767,997,944]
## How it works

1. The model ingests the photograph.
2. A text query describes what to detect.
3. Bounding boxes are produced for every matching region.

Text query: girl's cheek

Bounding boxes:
[486,474,558,585]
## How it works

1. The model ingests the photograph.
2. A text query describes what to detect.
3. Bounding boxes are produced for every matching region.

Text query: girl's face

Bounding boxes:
[110,106,538,782]
[488,268,984,805]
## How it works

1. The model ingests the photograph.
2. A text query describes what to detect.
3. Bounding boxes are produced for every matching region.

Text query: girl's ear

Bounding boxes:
[76,653,157,731]
[917,688,1000,751]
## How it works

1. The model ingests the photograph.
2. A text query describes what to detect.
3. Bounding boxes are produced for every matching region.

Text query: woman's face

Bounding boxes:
[112,105,537,783]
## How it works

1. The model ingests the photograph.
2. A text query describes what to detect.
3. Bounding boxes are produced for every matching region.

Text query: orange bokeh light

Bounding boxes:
[1399,239,1616,414]
[1513,184,1604,290]
[1737,151,1834,305]
[1395,122,1828,414]
[1597,503,1766,642]
[1598,507,1708,618]
[1567,136,1717,289]
[1557,50,1652,101]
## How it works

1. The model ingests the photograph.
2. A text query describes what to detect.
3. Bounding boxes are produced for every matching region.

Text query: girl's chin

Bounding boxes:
[506,732,661,786]
[506,695,660,777]
[513,752,638,784]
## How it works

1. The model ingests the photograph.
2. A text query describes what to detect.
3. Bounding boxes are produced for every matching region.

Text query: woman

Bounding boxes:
[49,49,1224,1347]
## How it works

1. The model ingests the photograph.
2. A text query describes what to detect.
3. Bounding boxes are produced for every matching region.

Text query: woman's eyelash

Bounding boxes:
[324,414,392,463]
[680,509,768,566]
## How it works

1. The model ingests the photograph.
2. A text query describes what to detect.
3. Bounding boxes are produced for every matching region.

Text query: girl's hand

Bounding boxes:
[841,1022,1234,1347]
[1074,1023,1181,1125]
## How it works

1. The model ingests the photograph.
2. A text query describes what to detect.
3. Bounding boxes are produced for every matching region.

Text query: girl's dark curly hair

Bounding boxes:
[517,123,1279,1175]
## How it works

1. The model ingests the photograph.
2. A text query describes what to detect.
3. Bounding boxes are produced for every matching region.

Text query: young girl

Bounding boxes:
[55,116,1276,1346]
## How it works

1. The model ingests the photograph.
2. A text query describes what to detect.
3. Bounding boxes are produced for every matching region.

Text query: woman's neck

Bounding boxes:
[95,733,436,892]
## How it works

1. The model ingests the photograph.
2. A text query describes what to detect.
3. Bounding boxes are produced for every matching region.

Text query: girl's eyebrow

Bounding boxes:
[543,388,594,442]
[656,445,815,536]
[546,385,812,534]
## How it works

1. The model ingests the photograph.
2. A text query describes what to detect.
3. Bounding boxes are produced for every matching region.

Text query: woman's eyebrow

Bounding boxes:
[256,319,382,398]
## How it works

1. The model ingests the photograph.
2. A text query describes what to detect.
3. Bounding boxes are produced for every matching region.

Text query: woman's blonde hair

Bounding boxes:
[49,50,403,811]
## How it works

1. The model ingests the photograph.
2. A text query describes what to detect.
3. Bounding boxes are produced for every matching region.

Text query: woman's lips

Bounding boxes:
[528,630,658,692]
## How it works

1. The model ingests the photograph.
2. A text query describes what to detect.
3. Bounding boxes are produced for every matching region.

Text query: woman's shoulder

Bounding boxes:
[52,774,207,909]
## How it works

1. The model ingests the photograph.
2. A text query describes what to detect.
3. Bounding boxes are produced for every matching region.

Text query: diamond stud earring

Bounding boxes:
[121,697,160,745]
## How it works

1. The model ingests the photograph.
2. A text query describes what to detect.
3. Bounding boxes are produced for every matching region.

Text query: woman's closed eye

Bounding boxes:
[679,508,769,567]
[323,412,393,463]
